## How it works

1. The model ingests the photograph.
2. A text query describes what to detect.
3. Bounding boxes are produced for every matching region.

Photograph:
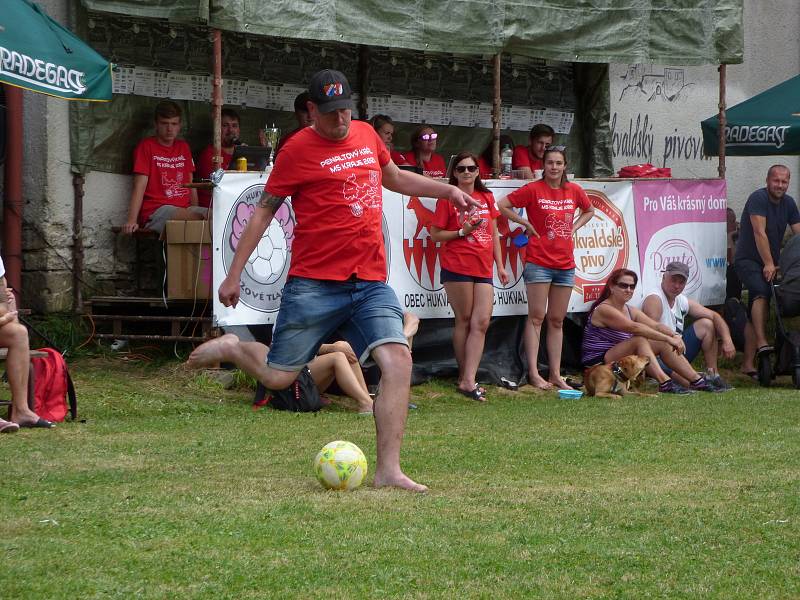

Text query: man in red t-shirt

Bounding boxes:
[512,123,555,180]
[195,108,242,208]
[274,91,313,157]
[188,70,477,492]
[123,100,206,235]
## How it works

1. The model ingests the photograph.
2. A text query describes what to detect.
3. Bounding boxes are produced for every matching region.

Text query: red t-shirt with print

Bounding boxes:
[505,180,590,269]
[512,145,543,173]
[132,137,195,226]
[195,144,234,208]
[390,150,407,165]
[266,121,390,281]
[432,190,499,279]
[399,151,447,178]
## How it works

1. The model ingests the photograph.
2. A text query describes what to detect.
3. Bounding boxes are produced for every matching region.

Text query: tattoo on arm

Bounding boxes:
[257,191,286,212]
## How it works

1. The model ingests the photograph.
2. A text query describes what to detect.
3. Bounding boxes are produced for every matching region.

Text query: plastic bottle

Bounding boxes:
[501,144,513,178]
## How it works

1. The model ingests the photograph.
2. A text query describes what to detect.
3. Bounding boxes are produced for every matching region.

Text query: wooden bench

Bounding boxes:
[0,348,48,419]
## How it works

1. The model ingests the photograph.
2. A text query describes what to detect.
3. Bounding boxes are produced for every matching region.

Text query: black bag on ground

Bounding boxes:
[723,297,749,351]
[252,367,323,412]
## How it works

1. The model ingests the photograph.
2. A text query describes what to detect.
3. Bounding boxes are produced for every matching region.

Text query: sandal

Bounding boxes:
[757,345,774,356]
[457,384,486,402]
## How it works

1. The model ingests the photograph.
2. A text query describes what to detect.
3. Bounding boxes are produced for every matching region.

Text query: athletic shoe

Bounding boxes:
[689,376,723,393]
[658,380,692,394]
[705,372,733,391]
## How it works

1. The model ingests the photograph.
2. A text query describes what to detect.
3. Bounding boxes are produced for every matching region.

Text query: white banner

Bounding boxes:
[211,174,723,326]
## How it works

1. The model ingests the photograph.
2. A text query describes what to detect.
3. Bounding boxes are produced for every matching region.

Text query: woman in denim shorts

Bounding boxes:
[430,152,509,401]
[498,147,594,390]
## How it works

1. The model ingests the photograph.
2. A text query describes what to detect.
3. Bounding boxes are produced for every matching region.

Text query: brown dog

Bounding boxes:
[584,355,653,398]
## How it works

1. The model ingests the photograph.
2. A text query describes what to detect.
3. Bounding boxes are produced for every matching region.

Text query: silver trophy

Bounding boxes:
[263,125,280,166]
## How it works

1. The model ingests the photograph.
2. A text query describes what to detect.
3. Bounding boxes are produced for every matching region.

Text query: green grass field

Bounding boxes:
[2,358,799,599]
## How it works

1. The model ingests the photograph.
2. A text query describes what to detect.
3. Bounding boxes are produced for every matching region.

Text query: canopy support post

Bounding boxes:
[492,53,501,177]
[717,63,727,179]
[72,174,84,313]
[211,30,222,171]
[2,85,23,299]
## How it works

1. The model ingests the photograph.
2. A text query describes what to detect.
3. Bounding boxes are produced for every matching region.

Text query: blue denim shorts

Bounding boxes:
[657,322,702,374]
[522,262,575,286]
[267,277,407,371]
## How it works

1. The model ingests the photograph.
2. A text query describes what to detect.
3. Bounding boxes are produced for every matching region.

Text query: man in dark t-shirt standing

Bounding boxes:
[734,164,800,375]
[188,70,478,492]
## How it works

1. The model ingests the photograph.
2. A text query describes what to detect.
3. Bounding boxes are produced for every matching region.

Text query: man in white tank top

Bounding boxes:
[641,261,735,390]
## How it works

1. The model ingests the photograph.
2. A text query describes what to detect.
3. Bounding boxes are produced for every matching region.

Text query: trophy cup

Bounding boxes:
[263,124,280,166]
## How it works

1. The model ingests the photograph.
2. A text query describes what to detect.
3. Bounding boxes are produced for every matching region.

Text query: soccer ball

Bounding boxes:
[314,440,368,491]
[246,220,287,285]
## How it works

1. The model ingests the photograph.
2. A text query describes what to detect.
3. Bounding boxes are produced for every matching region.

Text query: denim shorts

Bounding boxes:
[733,258,771,307]
[267,277,407,371]
[657,322,702,374]
[440,267,493,285]
[522,262,575,286]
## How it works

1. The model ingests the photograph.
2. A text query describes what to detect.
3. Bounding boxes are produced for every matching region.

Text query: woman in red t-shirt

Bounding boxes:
[498,147,595,390]
[430,152,509,401]
[400,125,447,178]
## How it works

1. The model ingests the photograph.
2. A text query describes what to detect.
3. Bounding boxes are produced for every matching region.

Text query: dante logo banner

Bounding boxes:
[633,179,727,306]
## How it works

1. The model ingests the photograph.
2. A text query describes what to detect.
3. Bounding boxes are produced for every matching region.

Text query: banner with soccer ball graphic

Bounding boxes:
[212,173,726,325]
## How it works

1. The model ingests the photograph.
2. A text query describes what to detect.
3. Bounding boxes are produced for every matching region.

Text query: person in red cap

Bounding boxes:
[188,69,477,492]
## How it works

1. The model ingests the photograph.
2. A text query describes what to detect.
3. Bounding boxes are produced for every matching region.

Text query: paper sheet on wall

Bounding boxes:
[133,68,169,98]
[223,79,247,106]
[112,66,135,95]
[279,85,307,111]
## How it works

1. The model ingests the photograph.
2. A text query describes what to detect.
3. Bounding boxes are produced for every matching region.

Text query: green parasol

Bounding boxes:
[0,0,111,101]
[701,74,800,156]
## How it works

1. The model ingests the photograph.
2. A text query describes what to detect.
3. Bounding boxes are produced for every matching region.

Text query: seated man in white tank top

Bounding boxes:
[640,261,735,390]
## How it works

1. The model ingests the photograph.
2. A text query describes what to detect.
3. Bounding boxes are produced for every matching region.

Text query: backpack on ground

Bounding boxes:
[29,348,77,422]
[723,297,749,352]
[252,367,323,412]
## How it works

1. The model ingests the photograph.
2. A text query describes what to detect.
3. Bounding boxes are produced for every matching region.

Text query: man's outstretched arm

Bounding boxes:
[381,161,478,211]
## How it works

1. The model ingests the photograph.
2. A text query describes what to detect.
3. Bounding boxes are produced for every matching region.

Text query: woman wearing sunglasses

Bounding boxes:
[401,125,446,178]
[581,269,715,393]
[498,146,593,390]
[430,152,509,401]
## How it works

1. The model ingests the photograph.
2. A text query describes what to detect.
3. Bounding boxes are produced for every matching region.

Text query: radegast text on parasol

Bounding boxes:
[701,74,800,157]
[0,0,111,101]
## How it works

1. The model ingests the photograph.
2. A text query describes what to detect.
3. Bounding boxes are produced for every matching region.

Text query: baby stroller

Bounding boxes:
[758,234,800,387]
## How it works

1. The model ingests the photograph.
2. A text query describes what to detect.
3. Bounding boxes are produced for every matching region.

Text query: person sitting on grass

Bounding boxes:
[0,256,55,430]
[581,268,718,394]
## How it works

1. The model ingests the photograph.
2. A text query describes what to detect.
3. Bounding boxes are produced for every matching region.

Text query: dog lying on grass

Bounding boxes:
[584,355,654,398]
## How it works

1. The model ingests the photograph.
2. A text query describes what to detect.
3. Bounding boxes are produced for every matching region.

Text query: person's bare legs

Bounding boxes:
[604,336,671,383]
[693,318,719,374]
[308,352,373,412]
[750,296,771,349]
[544,284,573,390]
[444,281,475,390]
[0,320,42,425]
[741,321,757,374]
[524,282,552,389]
[650,340,702,383]
[402,312,420,350]
[460,283,494,394]
[370,342,427,492]
[187,333,297,389]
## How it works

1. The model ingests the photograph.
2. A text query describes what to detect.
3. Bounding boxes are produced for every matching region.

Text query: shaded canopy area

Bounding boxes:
[80,0,743,66]
[702,74,800,157]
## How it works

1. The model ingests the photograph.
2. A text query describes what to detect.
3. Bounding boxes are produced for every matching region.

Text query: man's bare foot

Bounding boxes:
[186,334,239,368]
[549,377,574,390]
[528,375,553,390]
[374,471,428,493]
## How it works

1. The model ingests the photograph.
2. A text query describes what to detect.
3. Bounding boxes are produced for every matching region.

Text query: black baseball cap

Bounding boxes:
[308,69,355,113]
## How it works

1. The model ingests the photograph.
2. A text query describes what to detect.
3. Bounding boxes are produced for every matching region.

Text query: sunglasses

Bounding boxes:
[546,145,567,152]
[616,282,636,290]
[419,133,438,141]
[455,165,478,173]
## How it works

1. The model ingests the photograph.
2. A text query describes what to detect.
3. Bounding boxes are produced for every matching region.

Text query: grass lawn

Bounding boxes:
[1,358,799,599]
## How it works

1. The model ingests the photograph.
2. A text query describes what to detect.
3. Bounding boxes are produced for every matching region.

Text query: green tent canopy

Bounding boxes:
[0,0,112,100]
[701,74,800,156]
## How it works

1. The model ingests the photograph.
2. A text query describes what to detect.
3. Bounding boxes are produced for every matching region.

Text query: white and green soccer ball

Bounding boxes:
[314,440,368,491]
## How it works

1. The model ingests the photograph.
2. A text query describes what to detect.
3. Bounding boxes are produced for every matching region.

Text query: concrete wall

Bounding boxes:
[609,0,800,215]
[12,0,800,311]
